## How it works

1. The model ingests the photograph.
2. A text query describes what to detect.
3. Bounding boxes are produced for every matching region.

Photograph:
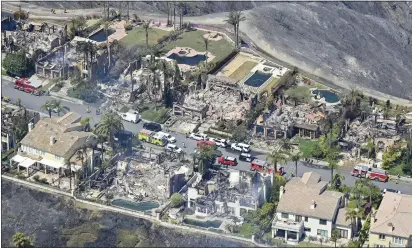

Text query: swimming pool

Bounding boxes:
[88,29,115,42]
[111,199,159,212]
[183,218,223,229]
[244,71,272,87]
[167,53,206,66]
[312,89,340,103]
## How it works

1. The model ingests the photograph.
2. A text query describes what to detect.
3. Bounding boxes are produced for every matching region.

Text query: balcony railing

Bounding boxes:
[272,215,304,231]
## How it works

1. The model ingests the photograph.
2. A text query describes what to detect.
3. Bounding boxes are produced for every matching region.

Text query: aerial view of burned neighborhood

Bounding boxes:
[1,1,412,247]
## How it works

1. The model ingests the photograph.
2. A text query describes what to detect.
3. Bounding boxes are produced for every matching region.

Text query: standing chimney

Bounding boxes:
[28,122,34,132]
[279,186,284,199]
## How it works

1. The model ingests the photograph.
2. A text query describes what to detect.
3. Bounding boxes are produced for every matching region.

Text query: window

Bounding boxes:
[392,237,403,245]
[304,227,311,232]
[295,215,302,222]
[281,213,289,219]
[375,245,385,248]
[304,216,308,222]
[379,234,386,240]
[54,155,61,160]
[319,219,327,225]
[317,229,328,237]
[337,229,348,239]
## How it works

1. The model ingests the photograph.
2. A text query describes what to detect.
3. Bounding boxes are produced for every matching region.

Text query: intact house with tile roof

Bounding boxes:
[9,112,98,177]
[369,192,412,247]
[271,172,353,244]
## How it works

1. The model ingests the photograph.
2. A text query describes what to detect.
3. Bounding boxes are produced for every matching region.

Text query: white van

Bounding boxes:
[157,132,176,143]
[120,110,140,123]
[238,143,251,153]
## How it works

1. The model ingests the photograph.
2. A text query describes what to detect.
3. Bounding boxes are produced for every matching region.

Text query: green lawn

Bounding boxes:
[86,18,101,27]
[229,61,258,82]
[298,139,318,158]
[140,106,170,123]
[120,27,169,48]
[388,163,406,177]
[161,30,234,63]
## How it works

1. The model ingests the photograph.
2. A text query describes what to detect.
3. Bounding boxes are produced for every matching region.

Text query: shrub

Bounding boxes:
[3,51,34,77]
[13,10,28,20]
[40,178,49,184]
[124,23,133,31]
[33,175,40,182]
[1,148,14,160]
[170,193,184,208]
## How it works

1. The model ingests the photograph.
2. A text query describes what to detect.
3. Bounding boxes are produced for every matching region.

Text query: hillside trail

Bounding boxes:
[3,2,412,106]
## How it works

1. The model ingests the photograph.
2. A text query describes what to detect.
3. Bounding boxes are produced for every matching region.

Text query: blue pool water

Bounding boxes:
[312,89,340,103]
[89,29,115,42]
[183,218,223,229]
[111,199,159,212]
[244,71,272,87]
[167,53,206,66]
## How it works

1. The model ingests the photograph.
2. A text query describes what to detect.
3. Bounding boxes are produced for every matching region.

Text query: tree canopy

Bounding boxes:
[3,50,34,77]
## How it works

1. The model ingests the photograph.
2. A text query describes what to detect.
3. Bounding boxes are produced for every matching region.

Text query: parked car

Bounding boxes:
[157,132,176,143]
[166,144,182,154]
[143,122,162,132]
[239,153,255,162]
[231,143,251,153]
[382,188,401,194]
[209,137,228,148]
[190,133,207,141]
[197,140,217,148]
[217,156,238,166]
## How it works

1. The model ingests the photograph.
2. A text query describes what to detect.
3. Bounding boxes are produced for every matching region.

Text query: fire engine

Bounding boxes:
[14,78,42,96]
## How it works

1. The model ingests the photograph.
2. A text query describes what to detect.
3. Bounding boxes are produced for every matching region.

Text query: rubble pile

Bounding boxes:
[110,161,173,203]
[4,30,61,55]
[264,104,325,131]
[183,86,249,121]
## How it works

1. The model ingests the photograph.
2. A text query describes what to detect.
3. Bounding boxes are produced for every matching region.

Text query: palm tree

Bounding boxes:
[159,60,173,107]
[12,232,33,248]
[332,173,345,189]
[225,11,246,49]
[40,100,54,118]
[203,36,209,62]
[327,157,338,187]
[290,152,301,177]
[94,110,124,151]
[80,116,93,131]
[266,149,288,176]
[97,135,106,161]
[345,207,361,237]
[103,22,111,67]
[279,138,292,152]
[51,100,65,116]
[364,139,375,159]
[142,21,151,49]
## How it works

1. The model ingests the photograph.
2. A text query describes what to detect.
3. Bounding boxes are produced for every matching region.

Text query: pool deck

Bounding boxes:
[310,88,341,106]
[89,20,127,44]
[165,47,215,72]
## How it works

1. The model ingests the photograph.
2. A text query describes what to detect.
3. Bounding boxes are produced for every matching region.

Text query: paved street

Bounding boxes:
[2,77,412,194]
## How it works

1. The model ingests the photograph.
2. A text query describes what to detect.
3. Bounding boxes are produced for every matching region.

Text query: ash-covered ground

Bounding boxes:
[1,180,251,247]
[242,2,412,100]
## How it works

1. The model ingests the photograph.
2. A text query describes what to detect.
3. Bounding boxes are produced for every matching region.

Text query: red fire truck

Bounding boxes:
[14,78,42,96]
[351,165,369,178]
[367,168,388,182]
[250,159,272,173]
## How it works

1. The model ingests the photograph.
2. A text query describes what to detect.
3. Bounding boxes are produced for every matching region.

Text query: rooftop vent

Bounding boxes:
[311,200,316,209]
[50,136,56,145]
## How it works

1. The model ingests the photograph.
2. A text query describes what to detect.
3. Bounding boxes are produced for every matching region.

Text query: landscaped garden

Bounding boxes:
[120,27,169,48]
[161,30,234,63]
